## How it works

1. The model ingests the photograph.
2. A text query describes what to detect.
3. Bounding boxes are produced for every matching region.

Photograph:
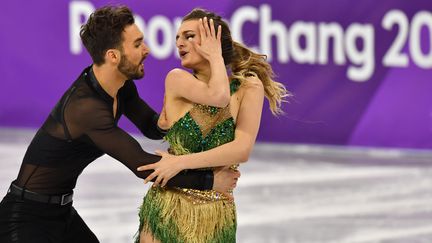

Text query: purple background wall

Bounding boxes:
[1,1,431,149]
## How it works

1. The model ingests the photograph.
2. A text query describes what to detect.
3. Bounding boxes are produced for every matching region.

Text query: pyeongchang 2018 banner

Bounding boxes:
[1,0,431,149]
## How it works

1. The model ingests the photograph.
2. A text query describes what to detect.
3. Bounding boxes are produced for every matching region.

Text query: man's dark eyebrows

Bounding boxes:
[134,36,144,43]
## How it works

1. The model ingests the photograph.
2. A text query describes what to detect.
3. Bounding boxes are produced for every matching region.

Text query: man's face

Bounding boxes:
[118,24,149,80]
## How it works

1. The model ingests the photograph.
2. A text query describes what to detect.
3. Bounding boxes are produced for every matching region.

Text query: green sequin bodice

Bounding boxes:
[165,80,240,155]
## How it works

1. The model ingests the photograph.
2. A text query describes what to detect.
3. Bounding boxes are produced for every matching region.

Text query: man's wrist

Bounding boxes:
[203,170,214,190]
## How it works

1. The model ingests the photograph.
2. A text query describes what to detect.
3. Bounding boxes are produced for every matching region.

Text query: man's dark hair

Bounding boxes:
[80,5,135,65]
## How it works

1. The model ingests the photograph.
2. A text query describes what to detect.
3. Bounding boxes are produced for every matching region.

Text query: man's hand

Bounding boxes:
[213,166,241,200]
[137,150,184,187]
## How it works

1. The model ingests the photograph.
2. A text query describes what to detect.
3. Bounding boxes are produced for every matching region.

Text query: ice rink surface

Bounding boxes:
[1,128,432,243]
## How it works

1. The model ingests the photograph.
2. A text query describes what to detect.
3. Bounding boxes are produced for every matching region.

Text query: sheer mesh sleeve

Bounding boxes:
[66,97,212,190]
[121,80,166,139]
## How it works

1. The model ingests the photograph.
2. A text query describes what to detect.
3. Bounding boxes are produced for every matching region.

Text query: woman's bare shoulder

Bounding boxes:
[242,75,264,91]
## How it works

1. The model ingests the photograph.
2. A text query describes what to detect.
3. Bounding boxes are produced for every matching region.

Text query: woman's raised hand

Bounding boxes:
[192,17,222,61]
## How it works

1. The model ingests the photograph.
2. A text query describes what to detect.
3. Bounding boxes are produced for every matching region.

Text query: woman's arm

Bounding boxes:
[167,18,230,108]
[139,77,265,186]
[165,67,229,108]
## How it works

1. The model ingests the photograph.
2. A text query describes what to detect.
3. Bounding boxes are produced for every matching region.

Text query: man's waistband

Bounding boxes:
[7,183,73,206]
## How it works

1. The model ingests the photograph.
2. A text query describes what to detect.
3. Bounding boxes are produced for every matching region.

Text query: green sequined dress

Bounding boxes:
[136,80,241,243]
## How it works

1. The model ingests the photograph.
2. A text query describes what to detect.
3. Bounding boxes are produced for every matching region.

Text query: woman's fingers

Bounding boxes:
[203,17,211,37]
[144,171,158,184]
[161,177,168,187]
[209,18,215,38]
[217,25,222,41]
[198,18,206,42]
[153,175,163,187]
[137,164,154,171]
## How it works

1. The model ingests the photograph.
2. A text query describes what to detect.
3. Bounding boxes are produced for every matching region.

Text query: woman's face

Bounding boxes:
[176,19,205,69]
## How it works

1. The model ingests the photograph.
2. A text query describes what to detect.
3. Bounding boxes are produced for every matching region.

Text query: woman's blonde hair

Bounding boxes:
[230,42,291,115]
[183,8,291,115]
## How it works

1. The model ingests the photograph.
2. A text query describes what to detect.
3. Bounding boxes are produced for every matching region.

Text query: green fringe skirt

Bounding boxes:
[135,186,236,243]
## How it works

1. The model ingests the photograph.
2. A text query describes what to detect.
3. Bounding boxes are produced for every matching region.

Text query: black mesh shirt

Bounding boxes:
[13,66,213,195]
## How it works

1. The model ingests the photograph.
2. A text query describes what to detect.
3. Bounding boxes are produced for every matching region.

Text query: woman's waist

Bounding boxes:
[173,187,229,203]
[150,186,234,204]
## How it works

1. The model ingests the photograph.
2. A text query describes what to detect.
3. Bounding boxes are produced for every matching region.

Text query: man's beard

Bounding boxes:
[118,53,144,80]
